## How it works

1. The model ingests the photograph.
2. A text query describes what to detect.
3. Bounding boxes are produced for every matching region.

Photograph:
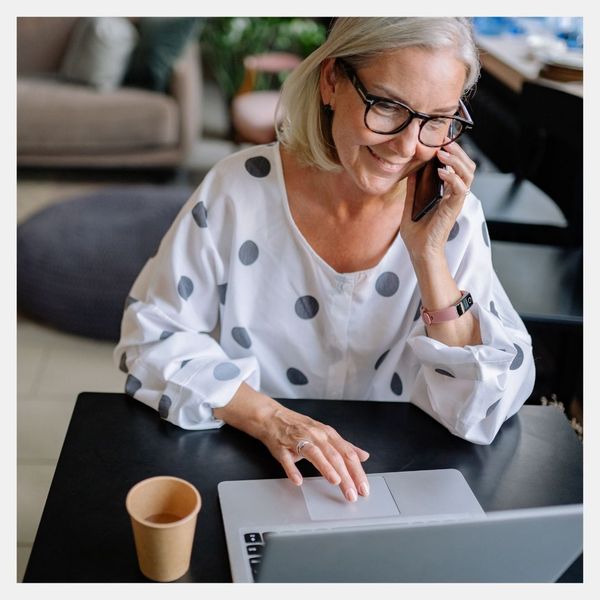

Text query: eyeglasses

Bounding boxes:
[338,59,474,148]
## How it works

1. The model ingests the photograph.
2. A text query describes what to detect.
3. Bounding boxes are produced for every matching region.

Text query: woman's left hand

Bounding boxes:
[400,141,476,263]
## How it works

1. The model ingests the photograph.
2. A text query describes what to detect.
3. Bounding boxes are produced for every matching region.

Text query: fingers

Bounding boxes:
[278,448,305,486]
[301,427,370,502]
[436,143,475,214]
[340,444,371,497]
[437,167,469,204]
[261,407,370,502]
[436,142,476,192]
[350,443,370,462]
[298,442,343,486]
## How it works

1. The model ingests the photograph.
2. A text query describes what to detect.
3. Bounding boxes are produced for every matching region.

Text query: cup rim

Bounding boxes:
[125,475,201,528]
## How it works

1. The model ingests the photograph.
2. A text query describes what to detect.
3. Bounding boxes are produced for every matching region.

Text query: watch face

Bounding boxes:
[457,293,473,317]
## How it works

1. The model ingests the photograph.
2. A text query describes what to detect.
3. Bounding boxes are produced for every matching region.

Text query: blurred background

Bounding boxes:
[16,16,583,581]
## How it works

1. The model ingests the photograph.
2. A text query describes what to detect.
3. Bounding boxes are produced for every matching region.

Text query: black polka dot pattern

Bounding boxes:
[482,221,490,247]
[119,352,128,373]
[125,296,138,309]
[374,350,389,370]
[232,326,252,349]
[287,367,309,385]
[245,156,271,177]
[490,301,500,318]
[217,283,227,305]
[413,300,422,322]
[213,362,241,381]
[295,295,319,319]
[448,221,460,241]
[391,373,403,396]
[375,272,399,297]
[181,359,192,368]
[178,276,194,300]
[160,330,174,340]
[158,395,172,419]
[510,344,524,370]
[125,374,142,397]
[192,201,208,228]
[486,399,501,418]
[239,241,259,265]
[435,368,455,378]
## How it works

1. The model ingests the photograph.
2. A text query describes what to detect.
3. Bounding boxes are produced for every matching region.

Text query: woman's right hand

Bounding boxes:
[214,383,371,502]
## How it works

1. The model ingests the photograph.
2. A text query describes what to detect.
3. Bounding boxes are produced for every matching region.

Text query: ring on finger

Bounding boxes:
[296,439,313,458]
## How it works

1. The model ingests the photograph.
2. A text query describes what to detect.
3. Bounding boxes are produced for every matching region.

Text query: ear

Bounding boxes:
[319,58,338,108]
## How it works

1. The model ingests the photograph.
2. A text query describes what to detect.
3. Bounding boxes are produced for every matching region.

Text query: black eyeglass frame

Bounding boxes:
[337,59,474,147]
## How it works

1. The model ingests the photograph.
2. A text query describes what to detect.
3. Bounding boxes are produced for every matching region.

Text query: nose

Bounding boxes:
[386,119,421,158]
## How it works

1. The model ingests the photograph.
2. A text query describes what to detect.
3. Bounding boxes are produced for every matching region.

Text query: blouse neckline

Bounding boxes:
[271,142,404,281]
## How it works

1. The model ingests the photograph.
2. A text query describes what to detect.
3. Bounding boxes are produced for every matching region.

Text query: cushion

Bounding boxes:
[17,17,80,75]
[59,17,138,91]
[17,77,179,153]
[124,17,200,92]
[17,186,193,341]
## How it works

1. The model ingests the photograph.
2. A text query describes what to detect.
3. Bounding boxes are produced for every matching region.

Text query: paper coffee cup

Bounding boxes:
[126,475,201,582]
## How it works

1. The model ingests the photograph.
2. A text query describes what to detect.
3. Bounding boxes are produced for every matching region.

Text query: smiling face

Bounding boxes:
[320,47,467,197]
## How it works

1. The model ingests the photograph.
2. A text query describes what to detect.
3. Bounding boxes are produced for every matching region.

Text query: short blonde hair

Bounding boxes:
[277,17,480,171]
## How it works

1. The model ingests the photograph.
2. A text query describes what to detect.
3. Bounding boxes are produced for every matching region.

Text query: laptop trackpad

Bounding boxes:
[301,476,400,521]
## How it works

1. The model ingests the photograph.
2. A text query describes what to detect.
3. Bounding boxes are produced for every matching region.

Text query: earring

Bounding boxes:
[323,103,334,114]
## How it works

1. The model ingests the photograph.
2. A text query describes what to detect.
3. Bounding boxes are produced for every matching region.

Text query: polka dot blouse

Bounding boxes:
[114,143,535,445]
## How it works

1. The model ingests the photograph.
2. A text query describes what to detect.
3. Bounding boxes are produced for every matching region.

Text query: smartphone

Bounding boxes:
[411,156,445,222]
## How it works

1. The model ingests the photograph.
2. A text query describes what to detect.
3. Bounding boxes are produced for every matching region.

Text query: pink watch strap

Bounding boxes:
[420,291,474,326]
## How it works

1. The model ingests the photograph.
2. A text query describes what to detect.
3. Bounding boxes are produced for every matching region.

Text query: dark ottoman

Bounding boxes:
[17,185,193,341]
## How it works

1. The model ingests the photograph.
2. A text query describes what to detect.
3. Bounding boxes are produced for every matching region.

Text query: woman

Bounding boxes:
[114,18,534,504]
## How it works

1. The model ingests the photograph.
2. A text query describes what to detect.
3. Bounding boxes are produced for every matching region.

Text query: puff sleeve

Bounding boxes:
[113,169,260,430]
[406,195,535,444]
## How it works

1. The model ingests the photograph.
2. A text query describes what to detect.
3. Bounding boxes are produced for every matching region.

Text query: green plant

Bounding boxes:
[200,17,327,103]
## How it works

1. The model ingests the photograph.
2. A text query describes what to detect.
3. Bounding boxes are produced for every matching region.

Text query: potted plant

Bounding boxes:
[200,17,327,104]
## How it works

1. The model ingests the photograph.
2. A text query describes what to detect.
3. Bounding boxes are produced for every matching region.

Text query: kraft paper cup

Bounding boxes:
[126,476,201,582]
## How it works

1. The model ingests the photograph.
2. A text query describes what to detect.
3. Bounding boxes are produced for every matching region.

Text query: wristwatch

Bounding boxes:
[420,291,474,326]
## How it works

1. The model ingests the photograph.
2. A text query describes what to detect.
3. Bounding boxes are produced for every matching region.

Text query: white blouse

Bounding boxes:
[114,142,535,445]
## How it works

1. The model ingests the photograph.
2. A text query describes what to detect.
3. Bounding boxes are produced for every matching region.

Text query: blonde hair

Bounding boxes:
[277,17,480,171]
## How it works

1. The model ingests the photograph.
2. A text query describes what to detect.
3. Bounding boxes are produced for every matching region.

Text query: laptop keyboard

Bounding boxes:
[244,532,266,579]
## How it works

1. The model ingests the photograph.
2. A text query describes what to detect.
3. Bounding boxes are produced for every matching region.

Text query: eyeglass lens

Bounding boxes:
[367,102,464,146]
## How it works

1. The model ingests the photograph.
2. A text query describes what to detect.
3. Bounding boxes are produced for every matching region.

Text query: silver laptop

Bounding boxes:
[217,469,583,583]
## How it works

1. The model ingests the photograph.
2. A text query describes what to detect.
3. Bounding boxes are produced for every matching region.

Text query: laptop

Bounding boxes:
[217,469,583,583]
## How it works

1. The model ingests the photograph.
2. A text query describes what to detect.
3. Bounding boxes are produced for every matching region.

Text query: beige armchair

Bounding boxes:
[17,17,202,169]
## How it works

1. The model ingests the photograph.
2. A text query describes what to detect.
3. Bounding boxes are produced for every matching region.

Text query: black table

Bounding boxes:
[23,393,583,583]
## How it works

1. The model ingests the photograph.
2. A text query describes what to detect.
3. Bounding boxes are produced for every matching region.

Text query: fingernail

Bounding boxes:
[291,474,302,486]
[437,168,448,176]
[345,488,358,502]
[438,150,450,157]
[359,481,370,497]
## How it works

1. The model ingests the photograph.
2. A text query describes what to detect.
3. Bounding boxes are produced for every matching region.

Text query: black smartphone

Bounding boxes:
[411,156,445,222]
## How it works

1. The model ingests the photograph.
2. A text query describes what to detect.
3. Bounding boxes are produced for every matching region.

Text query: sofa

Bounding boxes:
[17,17,202,169]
